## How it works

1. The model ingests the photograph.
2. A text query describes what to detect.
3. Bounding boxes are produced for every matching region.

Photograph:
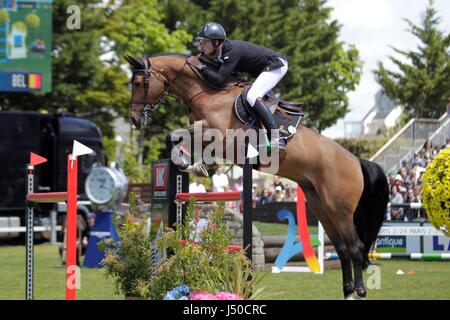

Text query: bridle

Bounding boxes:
[130,56,187,120]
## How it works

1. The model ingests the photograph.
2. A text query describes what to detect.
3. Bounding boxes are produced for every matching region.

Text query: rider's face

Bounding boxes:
[200,39,215,55]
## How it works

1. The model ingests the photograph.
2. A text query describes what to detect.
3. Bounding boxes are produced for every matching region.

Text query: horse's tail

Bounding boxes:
[353,158,390,270]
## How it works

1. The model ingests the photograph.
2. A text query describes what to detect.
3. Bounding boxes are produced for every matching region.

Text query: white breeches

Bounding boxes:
[246,57,288,107]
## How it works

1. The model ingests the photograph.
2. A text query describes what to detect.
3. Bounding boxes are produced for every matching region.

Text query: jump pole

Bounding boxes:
[25,141,93,300]
[66,154,78,300]
[243,152,253,262]
[173,145,254,263]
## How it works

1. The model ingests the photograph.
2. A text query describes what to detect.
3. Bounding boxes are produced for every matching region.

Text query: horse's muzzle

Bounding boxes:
[129,113,152,129]
[129,115,141,129]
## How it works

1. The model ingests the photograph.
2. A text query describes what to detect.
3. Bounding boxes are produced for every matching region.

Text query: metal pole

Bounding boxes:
[318,222,325,274]
[50,209,57,244]
[25,165,34,300]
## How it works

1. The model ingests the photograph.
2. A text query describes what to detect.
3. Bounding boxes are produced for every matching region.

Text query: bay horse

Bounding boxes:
[125,53,389,300]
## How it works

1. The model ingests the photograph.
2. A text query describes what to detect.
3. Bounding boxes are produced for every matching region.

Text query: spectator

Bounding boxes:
[273,176,285,190]
[404,188,416,222]
[390,185,404,220]
[434,145,442,156]
[413,185,427,220]
[82,213,96,250]
[189,178,206,193]
[284,187,297,201]
[386,174,392,189]
[252,185,259,208]
[445,138,450,149]
[399,167,412,190]
[422,139,436,163]
[394,174,406,194]
[273,186,284,202]
[59,213,95,266]
[258,189,273,206]
[212,167,229,192]
[189,206,208,243]
[401,159,410,172]
[412,153,426,168]
[411,164,425,184]
[232,176,243,192]
[409,166,418,186]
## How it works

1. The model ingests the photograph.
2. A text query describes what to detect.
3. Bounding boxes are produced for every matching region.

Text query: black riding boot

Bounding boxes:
[253,98,286,150]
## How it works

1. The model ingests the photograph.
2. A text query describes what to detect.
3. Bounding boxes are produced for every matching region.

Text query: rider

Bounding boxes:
[191,22,289,150]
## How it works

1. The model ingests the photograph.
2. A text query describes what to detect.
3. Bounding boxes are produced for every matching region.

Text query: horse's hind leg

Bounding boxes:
[302,187,356,299]
[351,239,367,299]
[303,186,368,299]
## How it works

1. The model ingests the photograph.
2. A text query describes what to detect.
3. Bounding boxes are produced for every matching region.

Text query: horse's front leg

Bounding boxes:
[167,121,215,177]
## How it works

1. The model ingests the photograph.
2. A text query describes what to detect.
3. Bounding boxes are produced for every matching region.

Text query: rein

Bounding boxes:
[131,58,187,116]
[131,55,247,118]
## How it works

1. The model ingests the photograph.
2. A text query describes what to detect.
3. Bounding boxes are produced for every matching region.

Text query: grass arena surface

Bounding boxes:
[1,244,449,300]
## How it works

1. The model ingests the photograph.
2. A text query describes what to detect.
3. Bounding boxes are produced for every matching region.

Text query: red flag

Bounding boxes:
[30,152,47,166]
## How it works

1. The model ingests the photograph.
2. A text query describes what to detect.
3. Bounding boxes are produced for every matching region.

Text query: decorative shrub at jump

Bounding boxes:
[422,148,450,237]
[151,200,263,300]
[101,196,263,300]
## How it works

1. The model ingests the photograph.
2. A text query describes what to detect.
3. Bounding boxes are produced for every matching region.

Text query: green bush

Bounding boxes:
[100,192,157,298]
[149,200,263,300]
[422,148,450,237]
[335,137,389,159]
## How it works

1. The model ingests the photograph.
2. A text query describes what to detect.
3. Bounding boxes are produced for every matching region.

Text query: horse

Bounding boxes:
[125,53,389,300]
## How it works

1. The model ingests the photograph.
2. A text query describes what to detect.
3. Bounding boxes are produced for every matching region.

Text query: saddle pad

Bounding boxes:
[234,92,304,141]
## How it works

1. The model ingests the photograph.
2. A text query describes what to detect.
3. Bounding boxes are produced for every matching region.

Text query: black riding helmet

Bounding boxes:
[196,22,226,48]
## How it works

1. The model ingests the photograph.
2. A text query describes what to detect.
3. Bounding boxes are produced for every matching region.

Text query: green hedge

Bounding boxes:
[334,137,389,160]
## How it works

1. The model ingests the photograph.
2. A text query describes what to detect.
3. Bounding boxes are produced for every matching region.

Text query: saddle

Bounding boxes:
[235,85,304,141]
[187,55,305,141]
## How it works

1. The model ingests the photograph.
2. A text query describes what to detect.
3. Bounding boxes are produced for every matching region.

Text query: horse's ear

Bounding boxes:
[124,55,144,69]
[124,55,134,65]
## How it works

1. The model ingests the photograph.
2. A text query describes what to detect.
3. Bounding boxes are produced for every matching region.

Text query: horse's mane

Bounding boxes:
[148,52,246,90]
[149,53,189,59]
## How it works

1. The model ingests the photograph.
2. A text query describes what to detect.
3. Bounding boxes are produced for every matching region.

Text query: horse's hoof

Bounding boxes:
[354,294,366,300]
[355,288,367,300]
[180,163,209,177]
[344,290,367,300]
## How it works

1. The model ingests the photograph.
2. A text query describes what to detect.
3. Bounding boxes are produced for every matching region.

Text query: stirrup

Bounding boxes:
[180,163,209,177]
[263,133,287,150]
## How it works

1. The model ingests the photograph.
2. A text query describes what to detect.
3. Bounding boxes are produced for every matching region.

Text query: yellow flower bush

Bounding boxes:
[422,148,450,237]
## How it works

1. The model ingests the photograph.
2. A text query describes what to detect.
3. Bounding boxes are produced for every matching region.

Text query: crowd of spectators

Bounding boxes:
[187,137,450,220]
[252,176,298,206]
[386,138,450,222]
[188,167,298,213]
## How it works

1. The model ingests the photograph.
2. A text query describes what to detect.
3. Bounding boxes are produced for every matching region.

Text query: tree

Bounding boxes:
[0,0,128,137]
[374,1,450,119]
[178,0,362,132]
[104,0,191,58]
[278,0,362,132]
[103,0,193,163]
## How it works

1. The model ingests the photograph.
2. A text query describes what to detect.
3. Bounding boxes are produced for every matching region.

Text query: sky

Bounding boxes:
[322,0,450,139]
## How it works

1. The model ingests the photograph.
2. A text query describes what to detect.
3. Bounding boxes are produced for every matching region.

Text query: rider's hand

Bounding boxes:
[188,56,206,71]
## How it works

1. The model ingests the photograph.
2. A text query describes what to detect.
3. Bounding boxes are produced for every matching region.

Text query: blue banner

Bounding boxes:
[83,211,120,268]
